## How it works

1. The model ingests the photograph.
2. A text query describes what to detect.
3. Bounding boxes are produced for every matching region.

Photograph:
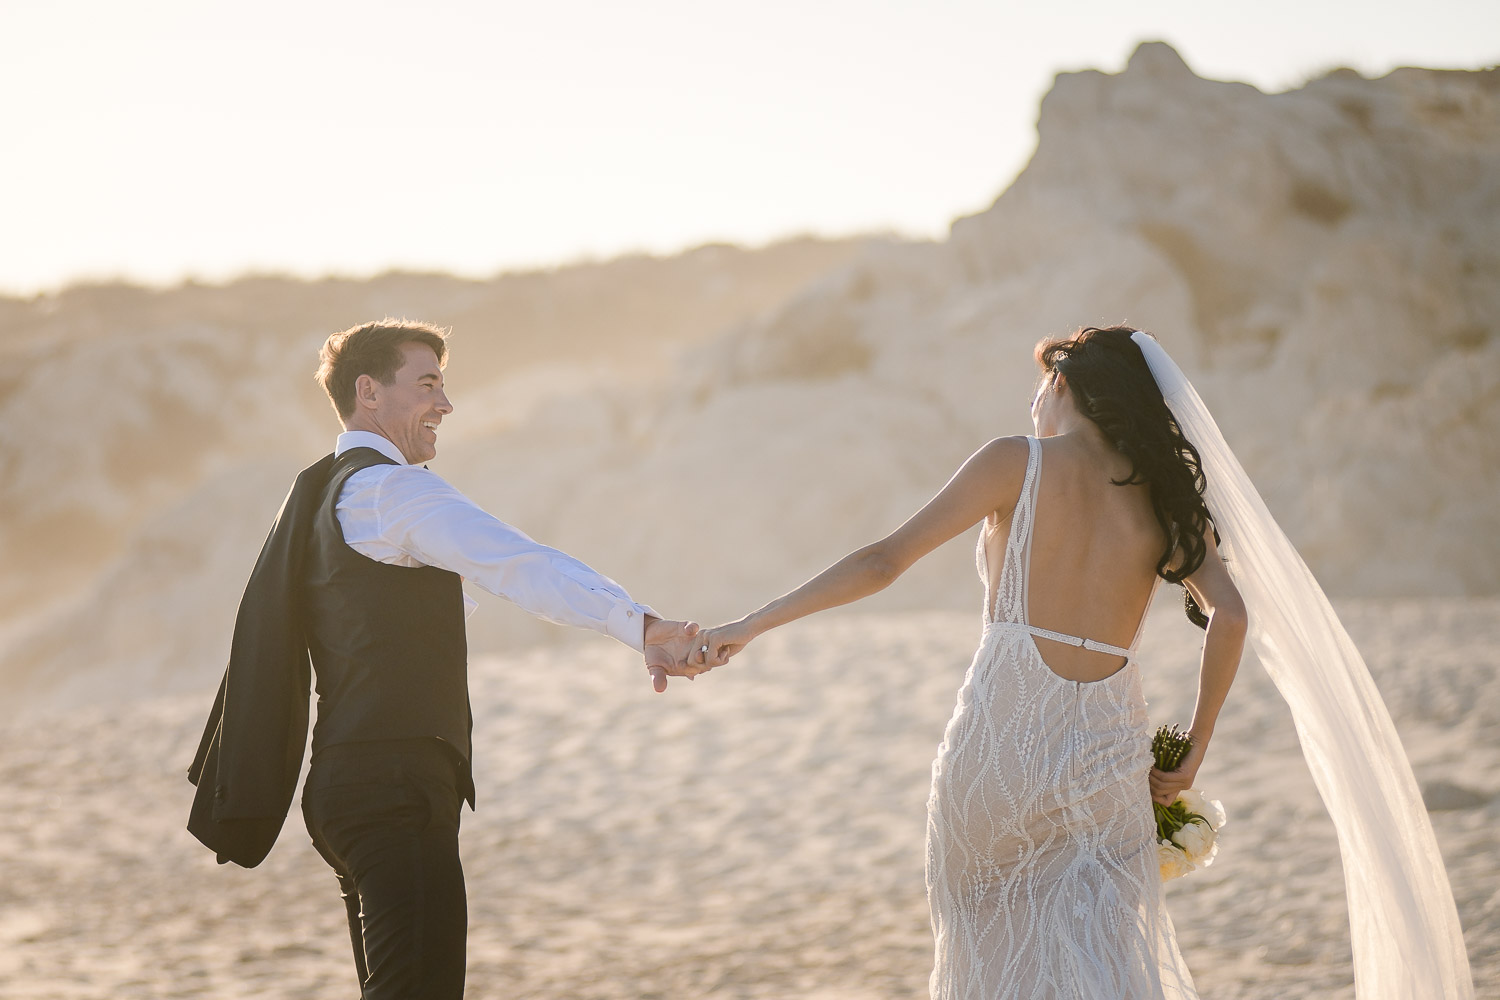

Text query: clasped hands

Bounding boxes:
[642,616,751,693]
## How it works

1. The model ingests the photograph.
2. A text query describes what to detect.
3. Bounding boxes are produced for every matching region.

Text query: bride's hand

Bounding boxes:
[1149,738,1206,806]
[693,619,757,668]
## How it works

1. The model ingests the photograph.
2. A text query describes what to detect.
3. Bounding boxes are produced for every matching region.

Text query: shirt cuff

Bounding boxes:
[605,601,657,652]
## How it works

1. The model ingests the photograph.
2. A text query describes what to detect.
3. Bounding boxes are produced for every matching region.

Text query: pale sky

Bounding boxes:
[2,0,1496,296]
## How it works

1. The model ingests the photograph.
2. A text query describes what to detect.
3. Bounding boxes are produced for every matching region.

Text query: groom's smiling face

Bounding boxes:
[355,341,453,464]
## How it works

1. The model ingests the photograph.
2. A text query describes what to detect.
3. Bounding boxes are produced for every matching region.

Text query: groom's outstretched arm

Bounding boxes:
[643,616,706,693]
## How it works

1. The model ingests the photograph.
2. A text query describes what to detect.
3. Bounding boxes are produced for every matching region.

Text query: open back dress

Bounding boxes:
[924,436,1198,1000]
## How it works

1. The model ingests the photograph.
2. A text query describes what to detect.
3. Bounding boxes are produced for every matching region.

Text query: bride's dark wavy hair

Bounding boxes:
[1034,326,1216,628]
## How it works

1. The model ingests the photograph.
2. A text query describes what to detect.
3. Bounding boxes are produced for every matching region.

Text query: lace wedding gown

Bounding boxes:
[925,436,1198,1000]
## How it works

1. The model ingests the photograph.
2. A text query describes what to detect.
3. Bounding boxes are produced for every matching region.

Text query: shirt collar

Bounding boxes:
[335,430,409,466]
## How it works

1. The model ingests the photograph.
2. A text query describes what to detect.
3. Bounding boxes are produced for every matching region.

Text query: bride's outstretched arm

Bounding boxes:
[1150,530,1247,804]
[695,437,1030,665]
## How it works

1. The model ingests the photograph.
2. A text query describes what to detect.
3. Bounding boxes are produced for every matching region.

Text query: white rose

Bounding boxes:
[1176,788,1227,830]
[1158,840,1195,881]
[1171,819,1219,867]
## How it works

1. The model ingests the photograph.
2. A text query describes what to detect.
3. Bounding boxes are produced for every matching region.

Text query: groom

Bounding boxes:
[188,319,702,999]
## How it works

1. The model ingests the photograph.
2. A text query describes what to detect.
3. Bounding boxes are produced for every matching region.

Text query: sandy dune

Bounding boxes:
[1,599,1494,998]
[4,45,1498,712]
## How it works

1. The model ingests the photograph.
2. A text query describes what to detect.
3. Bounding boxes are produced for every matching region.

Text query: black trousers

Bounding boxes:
[302,739,468,1000]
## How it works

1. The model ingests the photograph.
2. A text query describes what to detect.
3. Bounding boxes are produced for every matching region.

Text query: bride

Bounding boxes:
[692,326,1472,999]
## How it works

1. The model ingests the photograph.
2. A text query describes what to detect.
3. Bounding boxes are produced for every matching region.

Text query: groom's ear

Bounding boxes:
[353,373,381,410]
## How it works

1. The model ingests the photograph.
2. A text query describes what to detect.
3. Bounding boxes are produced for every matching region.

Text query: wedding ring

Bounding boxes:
[700,644,709,653]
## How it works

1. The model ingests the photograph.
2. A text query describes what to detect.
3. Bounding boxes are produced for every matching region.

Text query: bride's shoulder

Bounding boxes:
[957,436,1032,491]
[969,435,1032,469]
[947,437,1032,524]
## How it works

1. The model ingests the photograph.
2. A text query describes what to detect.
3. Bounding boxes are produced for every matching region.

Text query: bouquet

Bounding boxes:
[1151,725,1227,881]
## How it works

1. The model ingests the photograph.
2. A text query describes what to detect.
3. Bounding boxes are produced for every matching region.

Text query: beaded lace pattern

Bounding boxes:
[924,437,1198,1000]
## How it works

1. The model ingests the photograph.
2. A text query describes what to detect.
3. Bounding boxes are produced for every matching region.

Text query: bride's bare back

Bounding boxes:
[983,434,1166,683]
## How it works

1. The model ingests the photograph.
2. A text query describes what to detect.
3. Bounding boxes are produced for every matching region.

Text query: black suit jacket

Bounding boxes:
[187,453,335,868]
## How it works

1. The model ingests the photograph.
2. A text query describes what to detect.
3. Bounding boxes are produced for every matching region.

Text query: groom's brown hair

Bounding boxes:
[316,319,450,420]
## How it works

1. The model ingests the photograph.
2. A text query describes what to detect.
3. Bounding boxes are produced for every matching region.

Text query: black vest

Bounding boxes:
[304,448,473,789]
[190,448,477,867]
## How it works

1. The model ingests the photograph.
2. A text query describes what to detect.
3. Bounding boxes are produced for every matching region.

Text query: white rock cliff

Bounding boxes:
[1,43,1495,707]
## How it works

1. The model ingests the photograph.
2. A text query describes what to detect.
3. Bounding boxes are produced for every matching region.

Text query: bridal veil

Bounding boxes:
[1129,330,1472,999]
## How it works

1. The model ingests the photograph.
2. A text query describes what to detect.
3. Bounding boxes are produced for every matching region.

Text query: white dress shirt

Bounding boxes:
[333,430,652,651]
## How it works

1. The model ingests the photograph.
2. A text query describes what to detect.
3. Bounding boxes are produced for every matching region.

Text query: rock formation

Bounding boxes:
[2,42,1496,708]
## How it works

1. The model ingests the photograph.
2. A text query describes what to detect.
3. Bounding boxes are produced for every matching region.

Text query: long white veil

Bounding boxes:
[1129,331,1472,999]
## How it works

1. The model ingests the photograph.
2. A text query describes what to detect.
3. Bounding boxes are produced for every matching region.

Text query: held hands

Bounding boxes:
[641,615,757,693]
[643,616,706,693]
[692,619,755,668]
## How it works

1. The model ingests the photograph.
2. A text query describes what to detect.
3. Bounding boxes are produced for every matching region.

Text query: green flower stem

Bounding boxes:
[1152,725,1209,842]
[1155,799,1209,841]
[1151,724,1194,771]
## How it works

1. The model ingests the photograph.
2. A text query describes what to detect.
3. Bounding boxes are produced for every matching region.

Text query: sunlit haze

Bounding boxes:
[3,0,1496,295]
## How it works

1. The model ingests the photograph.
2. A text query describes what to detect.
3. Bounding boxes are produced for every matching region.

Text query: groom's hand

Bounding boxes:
[643,616,704,693]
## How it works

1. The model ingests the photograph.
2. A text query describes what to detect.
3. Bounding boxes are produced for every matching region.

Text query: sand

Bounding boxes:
[1,597,1495,998]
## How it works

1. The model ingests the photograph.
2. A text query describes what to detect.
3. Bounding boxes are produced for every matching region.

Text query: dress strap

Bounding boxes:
[1124,576,1161,652]
[1021,623,1134,660]
[1014,437,1042,621]
[989,437,1042,625]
